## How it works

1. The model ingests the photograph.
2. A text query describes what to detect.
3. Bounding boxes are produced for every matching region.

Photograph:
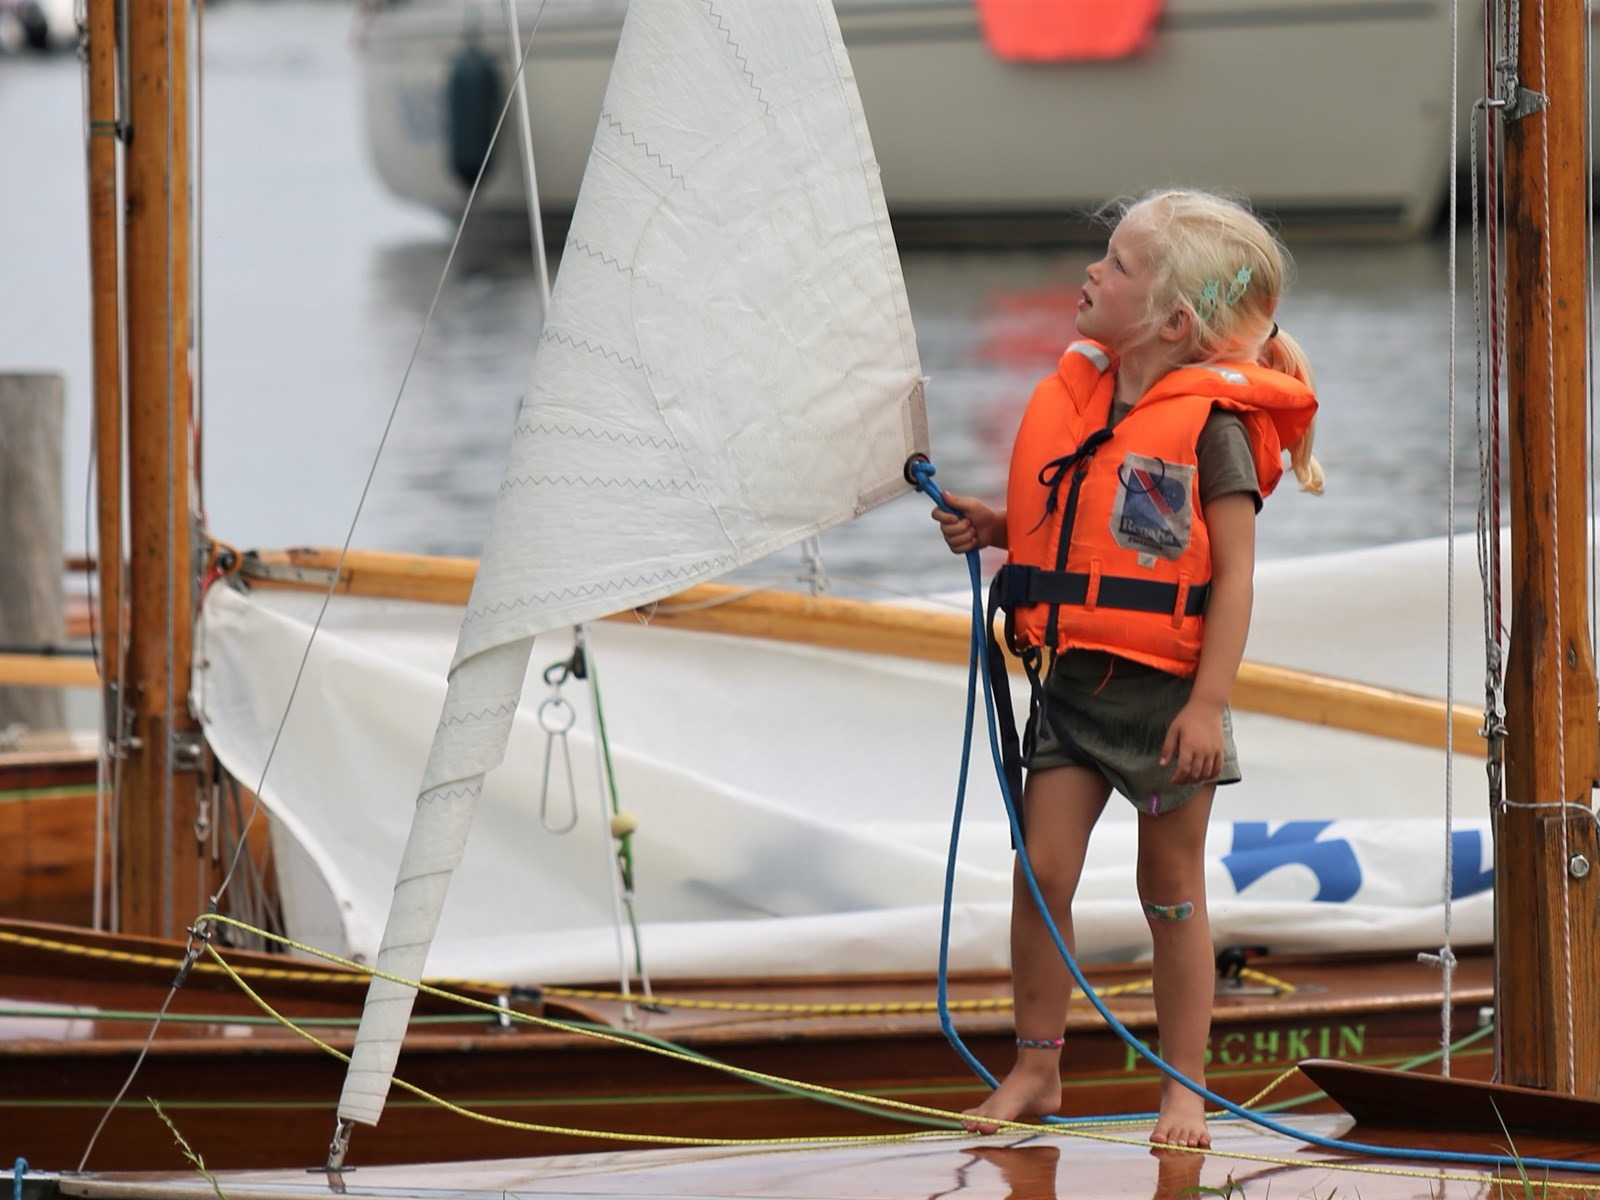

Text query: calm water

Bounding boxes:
[0,0,1514,601]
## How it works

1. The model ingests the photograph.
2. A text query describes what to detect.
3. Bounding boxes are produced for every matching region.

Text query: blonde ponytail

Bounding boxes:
[1260,326,1323,494]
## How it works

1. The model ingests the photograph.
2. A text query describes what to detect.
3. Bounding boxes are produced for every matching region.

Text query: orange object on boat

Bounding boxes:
[975,0,1161,61]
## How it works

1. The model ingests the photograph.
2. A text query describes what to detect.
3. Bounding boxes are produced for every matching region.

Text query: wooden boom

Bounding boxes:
[222,545,1485,758]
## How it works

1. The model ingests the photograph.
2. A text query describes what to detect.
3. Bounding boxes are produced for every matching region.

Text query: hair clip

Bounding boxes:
[1224,265,1253,306]
[1195,279,1221,321]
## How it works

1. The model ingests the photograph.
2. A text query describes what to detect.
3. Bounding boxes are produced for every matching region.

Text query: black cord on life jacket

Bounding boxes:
[1030,424,1114,532]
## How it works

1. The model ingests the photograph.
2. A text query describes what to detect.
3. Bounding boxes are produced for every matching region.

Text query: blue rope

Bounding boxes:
[13,1159,26,1200]
[907,456,1600,1175]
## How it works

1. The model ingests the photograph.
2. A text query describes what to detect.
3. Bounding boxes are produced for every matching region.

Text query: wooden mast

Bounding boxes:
[85,0,121,647]
[118,0,212,936]
[1495,0,1600,1094]
[1295,0,1600,1131]
[84,0,122,927]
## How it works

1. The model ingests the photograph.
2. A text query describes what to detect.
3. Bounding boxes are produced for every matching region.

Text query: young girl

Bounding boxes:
[933,189,1323,1149]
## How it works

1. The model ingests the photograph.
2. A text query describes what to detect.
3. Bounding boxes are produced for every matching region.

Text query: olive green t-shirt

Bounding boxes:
[1109,399,1261,509]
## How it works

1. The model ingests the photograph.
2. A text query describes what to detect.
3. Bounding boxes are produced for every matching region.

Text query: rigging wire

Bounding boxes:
[1427,0,1465,1074]
[1468,0,1510,1085]
[204,0,553,911]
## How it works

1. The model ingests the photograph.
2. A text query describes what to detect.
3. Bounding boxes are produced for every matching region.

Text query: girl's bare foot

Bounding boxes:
[961,1065,1062,1134]
[1149,1087,1210,1149]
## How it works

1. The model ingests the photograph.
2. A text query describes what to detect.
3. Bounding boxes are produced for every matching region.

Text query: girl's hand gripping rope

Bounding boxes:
[908,455,1005,555]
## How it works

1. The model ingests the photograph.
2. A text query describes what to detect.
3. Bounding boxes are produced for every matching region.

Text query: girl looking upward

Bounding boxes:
[934,189,1323,1149]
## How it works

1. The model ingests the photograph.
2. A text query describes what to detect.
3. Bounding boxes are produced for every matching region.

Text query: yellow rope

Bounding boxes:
[1235,967,1297,994]
[0,927,368,986]
[203,927,1485,1183]
[190,916,1039,1145]
[58,914,1572,1190]
[540,977,1156,1015]
[1231,1066,1304,1110]
[0,925,1241,1016]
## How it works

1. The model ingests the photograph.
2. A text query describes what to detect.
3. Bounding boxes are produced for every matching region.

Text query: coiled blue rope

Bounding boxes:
[13,1159,26,1200]
[907,456,1600,1176]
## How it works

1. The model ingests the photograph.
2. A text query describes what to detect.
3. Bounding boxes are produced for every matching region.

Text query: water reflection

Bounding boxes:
[955,1139,1210,1200]
[348,230,1501,598]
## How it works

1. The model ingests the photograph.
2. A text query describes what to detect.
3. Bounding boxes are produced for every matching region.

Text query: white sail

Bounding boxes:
[336,0,927,1128]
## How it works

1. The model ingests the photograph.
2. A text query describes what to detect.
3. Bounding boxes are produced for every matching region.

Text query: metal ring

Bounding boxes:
[538,697,576,734]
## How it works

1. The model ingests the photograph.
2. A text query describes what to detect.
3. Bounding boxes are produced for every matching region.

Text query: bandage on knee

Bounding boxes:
[1143,899,1195,922]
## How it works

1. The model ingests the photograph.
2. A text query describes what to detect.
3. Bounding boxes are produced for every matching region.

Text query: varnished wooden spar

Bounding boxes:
[1495,0,1600,1096]
[236,545,1486,757]
[119,0,212,938]
[1308,0,1600,1136]
[83,0,121,738]
[0,653,99,689]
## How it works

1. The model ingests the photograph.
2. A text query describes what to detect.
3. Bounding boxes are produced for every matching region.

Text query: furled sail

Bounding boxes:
[336,0,927,1128]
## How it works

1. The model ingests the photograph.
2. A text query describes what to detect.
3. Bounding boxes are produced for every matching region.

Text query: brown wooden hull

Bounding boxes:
[1301,1057,1600,1138]
[0,749,103,925]
[1,917,1495,1174]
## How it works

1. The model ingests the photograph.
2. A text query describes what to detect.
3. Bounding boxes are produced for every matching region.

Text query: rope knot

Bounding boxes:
[1032,425,1113,531]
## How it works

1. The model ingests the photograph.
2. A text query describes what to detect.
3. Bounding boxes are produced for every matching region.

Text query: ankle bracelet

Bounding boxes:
[1015,1036,1065,1050]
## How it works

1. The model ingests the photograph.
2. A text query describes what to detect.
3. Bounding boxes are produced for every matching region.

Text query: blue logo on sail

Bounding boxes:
[1222,822,1494,903]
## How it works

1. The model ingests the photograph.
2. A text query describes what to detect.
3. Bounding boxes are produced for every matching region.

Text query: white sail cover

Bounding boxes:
[201,576,1495,984]
[336,0,926,1127]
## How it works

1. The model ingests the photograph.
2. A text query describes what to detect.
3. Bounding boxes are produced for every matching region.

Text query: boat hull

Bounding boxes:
[1,918,1493,1171]
[0,748,102,926]
[356,0,1460,242]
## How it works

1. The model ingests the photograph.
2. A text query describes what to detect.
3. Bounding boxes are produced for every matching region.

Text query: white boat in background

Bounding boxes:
[355,0,1464,243]
[0,0,75,51]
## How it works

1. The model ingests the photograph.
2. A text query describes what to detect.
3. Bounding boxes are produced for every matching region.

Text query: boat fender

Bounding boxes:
[446,39,502,190]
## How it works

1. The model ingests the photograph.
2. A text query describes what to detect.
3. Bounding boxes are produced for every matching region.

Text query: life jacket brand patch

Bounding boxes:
[1112,453,1194,559]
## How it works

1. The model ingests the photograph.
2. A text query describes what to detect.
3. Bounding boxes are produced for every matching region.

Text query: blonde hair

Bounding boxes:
[1116,189,1324,494]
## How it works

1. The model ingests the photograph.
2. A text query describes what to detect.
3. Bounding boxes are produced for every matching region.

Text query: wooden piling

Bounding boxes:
[0,373,67,735]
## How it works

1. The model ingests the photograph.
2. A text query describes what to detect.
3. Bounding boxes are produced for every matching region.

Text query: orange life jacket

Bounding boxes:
[996,340,1317,677]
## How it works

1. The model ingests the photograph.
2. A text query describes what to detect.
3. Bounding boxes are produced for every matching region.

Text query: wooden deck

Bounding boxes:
[20,1113,1600,1200]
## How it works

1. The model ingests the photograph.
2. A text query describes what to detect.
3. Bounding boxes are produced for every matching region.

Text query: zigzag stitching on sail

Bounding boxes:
[598,112,685,184]
[418,784,482,805]
[436,702,519,728]
[699,0,772,116]
[542,328,646,371]
[464,560,731,621]
[515,421,679,452]
[563,239,664,292]
[499,474,702,494]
